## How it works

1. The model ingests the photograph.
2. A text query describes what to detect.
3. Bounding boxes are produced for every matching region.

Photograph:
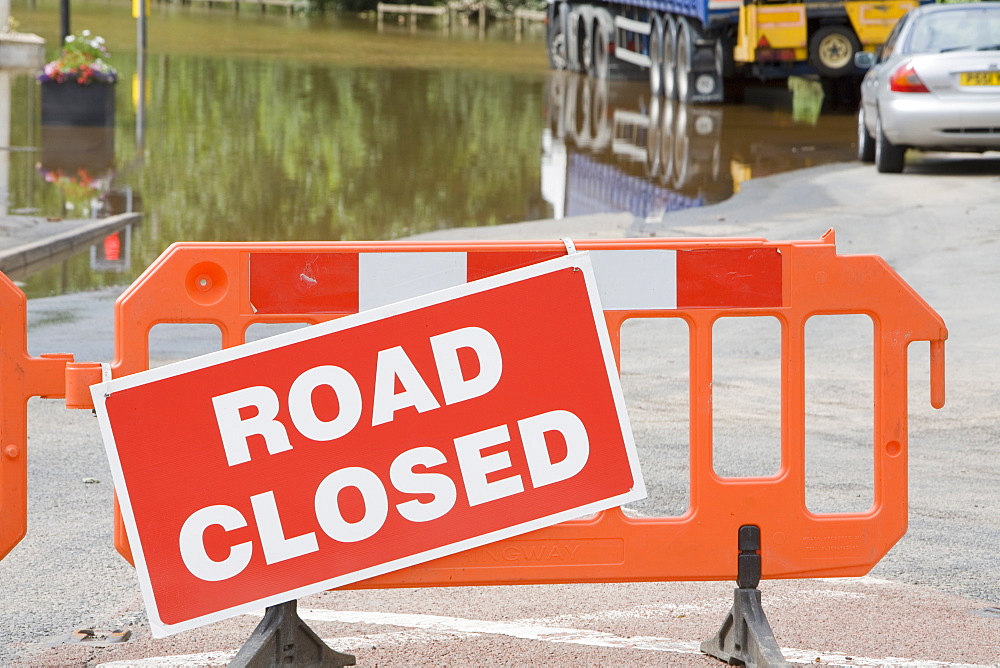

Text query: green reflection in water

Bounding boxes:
[12,1,551,297]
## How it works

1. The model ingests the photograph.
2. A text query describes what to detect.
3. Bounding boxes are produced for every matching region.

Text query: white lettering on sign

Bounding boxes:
[211,326,504,466]
[212,387,292,466]
[178,408,591,581]
[315,467,391,543]
[519,410,589,488]
[288,366,363,442]
[371,346,441,426]
[389,446,457,523]
[178,505,252,582]
[455,425,524,506]
[429,326,503,405]
[250,491,319,564]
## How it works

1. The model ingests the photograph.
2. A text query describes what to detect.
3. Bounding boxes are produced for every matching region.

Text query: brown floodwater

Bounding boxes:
[7,0,855,298]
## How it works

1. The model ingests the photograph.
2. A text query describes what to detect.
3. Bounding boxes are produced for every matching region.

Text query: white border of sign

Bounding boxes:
[92,252,645,637]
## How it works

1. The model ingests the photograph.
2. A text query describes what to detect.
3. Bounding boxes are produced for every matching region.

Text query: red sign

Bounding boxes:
[93,254,644,637]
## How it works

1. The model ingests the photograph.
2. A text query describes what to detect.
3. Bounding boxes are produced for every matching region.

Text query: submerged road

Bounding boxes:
[1,159,998,665]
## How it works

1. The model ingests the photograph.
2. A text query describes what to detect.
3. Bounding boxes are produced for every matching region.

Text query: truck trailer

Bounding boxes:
[545,0,927,102]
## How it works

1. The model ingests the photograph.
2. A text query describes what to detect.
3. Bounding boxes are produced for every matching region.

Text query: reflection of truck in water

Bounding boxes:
[541,72,855,225]
[545,0,925,103]
[542,73,722,221]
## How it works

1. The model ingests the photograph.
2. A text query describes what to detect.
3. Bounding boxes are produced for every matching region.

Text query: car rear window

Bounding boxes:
[907,8,1000,53]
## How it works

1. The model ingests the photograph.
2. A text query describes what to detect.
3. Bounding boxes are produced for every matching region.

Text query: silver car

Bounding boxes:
[856,2,1000,173]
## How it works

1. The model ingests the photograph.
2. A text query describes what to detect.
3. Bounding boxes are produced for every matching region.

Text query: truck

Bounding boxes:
[545,0,926,103]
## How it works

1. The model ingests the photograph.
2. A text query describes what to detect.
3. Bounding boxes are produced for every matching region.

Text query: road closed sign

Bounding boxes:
[92,252,644,637]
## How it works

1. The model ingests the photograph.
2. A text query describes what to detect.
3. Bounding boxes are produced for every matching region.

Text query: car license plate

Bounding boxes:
[959,71,1000,86]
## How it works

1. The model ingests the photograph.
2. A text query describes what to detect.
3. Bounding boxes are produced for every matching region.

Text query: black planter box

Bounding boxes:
[41,80,116,127]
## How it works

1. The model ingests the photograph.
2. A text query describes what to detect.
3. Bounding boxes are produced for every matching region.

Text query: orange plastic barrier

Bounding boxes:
[68,230,946,583]
[0,272,73,560]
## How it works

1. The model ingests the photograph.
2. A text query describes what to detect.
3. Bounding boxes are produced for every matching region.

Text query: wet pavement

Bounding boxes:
[2,159,1000,666]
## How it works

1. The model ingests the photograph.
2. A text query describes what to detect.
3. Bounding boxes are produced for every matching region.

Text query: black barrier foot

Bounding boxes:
[228,600,356,668]
[701,525,788,667]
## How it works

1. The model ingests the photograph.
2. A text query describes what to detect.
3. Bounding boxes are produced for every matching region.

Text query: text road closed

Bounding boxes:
[93,253,645,637]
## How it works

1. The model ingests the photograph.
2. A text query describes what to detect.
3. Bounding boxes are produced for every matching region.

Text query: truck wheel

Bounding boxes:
[571,74,591,141]
[548,5,568,70]
[662,15,677,100]
[674,102,691,187]
[593,20,612,79]
[659,98,676,185]
[649,13,664,96]
[676,19,694,103]
[875,113,905,173]
[810,25,860,77]
[646,96,662,176]
[581,20,595,75]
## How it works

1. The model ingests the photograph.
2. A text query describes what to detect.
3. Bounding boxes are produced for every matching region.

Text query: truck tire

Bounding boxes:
[676,18,694,103]
[646,95,662,176]
[659,98,676,185]
[567,9,589,72]
[649,13,665,97]
[581,19,595,75]
[674,102,691,187]
[548,4,568,70]
[662,15,677,100]
[875,113,905,173]
[588,7,622,81]
[568,73,589,142]
[810,25,861,77]
[592,18,613,79]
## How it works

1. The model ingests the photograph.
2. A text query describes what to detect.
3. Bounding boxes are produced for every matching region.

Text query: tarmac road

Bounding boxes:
[1,159,998,665]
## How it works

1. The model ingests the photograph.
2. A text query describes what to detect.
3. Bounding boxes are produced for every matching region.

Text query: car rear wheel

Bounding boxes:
[875,114,906,173]
[858,106,875,163]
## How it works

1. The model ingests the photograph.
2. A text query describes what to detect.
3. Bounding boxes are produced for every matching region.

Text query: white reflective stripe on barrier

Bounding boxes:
[590,250,677,310]
[355,250,679,311]
[358,252,468,311]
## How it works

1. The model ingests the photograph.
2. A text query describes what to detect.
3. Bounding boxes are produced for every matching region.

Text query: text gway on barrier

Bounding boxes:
[91,253,646,637]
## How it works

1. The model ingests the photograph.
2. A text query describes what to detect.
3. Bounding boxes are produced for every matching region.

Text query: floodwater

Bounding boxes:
[8,0,855,298]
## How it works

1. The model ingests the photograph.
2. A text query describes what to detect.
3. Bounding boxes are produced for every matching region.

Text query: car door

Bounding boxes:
[861,10,911,130]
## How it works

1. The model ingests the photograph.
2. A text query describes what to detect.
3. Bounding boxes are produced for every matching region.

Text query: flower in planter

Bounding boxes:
[38,30,118,85]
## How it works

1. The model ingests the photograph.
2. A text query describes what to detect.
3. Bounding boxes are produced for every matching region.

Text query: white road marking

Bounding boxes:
[97,608,994,667]
[818,576,897,586]
[99,652,235,666]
